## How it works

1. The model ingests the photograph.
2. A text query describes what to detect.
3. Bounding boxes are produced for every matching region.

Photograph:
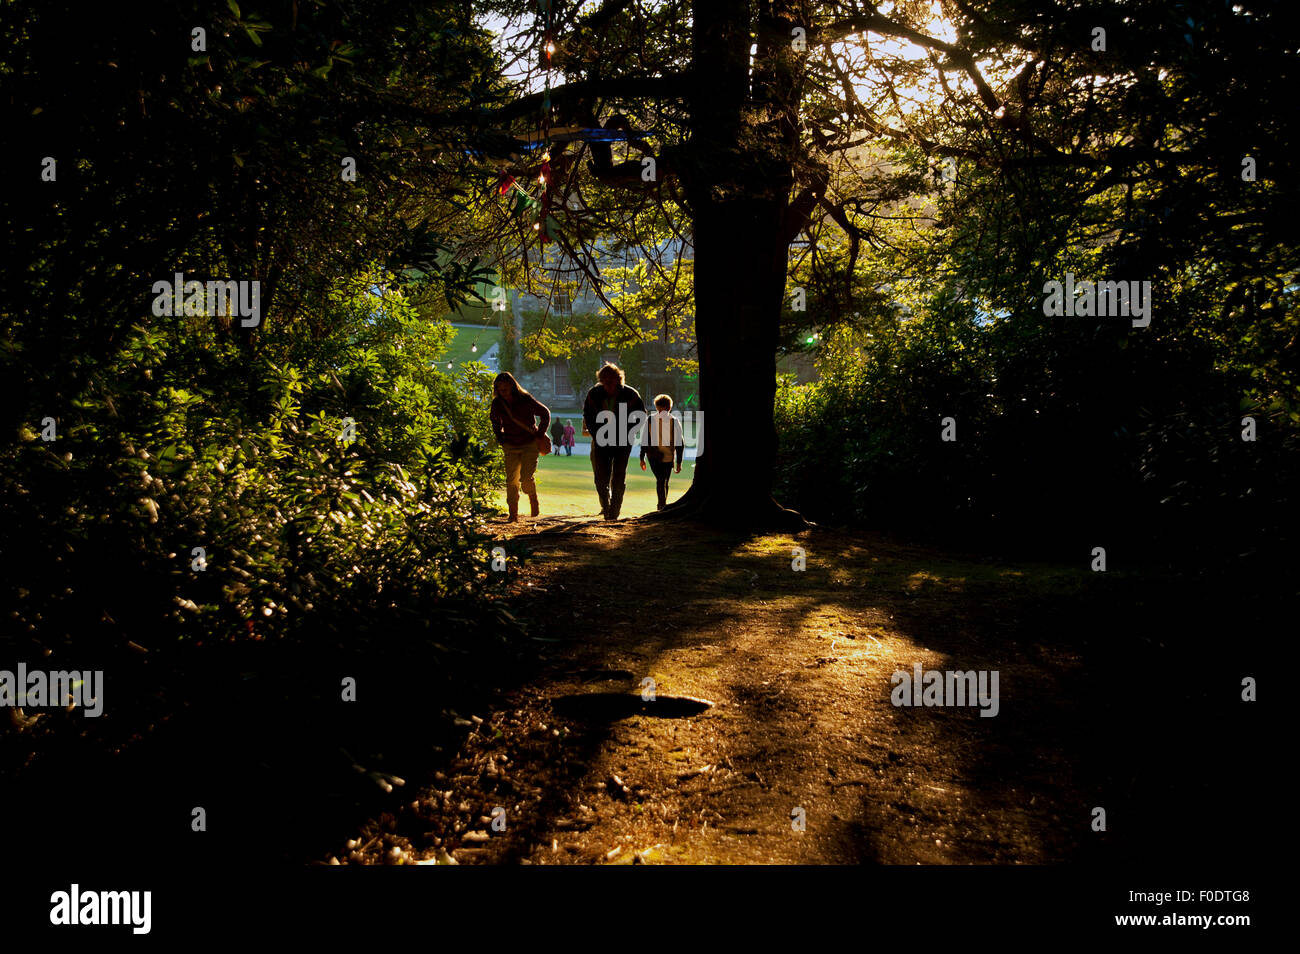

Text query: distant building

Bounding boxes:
[503,237,696,408]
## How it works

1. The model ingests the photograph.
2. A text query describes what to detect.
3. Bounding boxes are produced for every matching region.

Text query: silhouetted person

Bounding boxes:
[639,394,684,511]
[582,362,645,520]
[489,371,550,522]
[562,420,576,456]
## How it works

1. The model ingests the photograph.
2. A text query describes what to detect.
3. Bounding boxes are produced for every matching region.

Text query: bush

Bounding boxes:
[775,285,1300,561]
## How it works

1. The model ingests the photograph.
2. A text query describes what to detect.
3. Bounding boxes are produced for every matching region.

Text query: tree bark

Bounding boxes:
[655,0,806,530]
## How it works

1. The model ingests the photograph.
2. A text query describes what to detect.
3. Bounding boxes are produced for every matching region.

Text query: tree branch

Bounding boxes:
[813,13,1000,112]
[493,73,693,126]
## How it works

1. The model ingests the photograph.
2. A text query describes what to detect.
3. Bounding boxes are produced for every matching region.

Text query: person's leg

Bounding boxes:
[591,447,612,517]
[651,460,671,509]
[520,445,541,516]
[608,447,632,518]
[503,446,523,521]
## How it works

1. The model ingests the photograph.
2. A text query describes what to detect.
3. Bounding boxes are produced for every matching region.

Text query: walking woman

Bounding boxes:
[489,371,551,522]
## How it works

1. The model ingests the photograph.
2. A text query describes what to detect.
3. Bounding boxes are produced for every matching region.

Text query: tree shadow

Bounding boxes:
[473,518,1270,866]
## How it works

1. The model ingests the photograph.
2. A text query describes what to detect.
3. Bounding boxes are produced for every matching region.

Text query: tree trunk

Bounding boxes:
[656,0,806,529]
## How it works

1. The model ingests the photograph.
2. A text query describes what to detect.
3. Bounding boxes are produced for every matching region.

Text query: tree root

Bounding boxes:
[636,492,811,532]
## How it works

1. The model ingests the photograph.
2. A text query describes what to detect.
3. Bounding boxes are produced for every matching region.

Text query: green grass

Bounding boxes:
[440,324,501,367]
[492,449,693,517]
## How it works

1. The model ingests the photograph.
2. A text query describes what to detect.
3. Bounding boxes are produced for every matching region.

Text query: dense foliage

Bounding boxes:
[775,0,1299,558]
[0,0,518,629]
[2,279,504,652]
[0,1,523,836]
[775,288,1298,559]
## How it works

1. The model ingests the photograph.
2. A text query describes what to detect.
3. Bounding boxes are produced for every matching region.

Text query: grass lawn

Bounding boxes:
[441,324,501,367]
[491,449,692,517]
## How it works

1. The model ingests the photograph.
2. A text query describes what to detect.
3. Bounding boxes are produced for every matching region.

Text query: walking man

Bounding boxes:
[582,362,646,520]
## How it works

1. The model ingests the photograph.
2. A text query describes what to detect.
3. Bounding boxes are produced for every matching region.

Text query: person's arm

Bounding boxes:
[531,396,551,436]
[582,389,598,437]
[488,399,505,444]
[628,388,648,446]
[634,408,644,467]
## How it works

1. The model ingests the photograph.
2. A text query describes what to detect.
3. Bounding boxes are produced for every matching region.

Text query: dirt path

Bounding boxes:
[333,516,1152,865]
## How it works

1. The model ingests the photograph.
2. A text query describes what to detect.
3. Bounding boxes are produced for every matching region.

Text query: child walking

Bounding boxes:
[639,394,684,511]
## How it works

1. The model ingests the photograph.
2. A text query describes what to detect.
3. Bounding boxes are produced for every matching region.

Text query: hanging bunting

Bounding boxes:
[538,0,554,243]
[492,0,560,251]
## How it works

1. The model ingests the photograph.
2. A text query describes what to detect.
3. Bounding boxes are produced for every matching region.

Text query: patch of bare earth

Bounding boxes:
[332,516,1112,865]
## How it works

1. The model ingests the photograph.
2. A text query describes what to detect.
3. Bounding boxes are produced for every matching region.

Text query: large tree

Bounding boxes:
[466,0,1014,527]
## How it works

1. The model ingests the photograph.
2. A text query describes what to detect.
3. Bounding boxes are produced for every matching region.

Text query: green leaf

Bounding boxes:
[227,0,240,16]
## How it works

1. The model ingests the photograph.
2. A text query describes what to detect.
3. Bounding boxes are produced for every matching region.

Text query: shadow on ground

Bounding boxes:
[382,515,1272,866]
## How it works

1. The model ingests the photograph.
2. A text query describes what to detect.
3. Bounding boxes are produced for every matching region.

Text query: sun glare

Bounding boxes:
[838,2,996,119]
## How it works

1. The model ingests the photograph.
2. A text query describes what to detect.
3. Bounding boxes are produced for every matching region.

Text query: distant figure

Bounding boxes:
[562,420,576,455]
[639,394,684,511]
[489,371,550,522]
[582,362,645,520]
[550,418,564,455]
